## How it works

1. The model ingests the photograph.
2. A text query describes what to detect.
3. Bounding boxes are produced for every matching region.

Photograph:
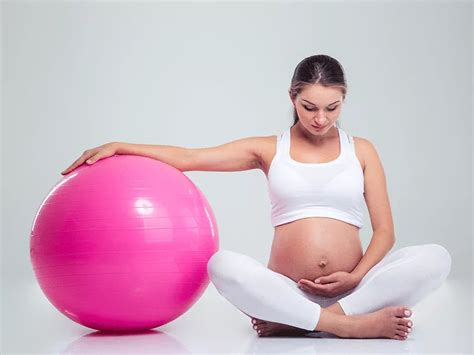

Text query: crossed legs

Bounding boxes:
[207,244,451,339]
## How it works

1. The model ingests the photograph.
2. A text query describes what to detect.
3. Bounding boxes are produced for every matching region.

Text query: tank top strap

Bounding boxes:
[344,131,356,154]
[275,128,290,158]
[337,127,350,153]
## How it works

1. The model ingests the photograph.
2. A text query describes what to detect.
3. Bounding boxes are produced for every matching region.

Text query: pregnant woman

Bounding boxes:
[61,54,451,341]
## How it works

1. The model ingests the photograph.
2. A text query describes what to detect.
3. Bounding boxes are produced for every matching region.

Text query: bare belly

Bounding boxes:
[267,217,363,283]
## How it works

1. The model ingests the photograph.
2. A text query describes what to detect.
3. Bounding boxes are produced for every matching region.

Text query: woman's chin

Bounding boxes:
[311,124,328,132]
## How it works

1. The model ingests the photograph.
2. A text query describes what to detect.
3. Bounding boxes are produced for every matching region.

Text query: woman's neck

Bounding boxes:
[293,123,337,145]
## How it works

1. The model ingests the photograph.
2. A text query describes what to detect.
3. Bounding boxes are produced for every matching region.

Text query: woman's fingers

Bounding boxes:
[61,143,117,175]
[298,279,340,297]
[61,152,94,175]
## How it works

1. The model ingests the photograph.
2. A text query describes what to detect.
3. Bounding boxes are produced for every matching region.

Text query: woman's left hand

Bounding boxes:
[297,271,360,298]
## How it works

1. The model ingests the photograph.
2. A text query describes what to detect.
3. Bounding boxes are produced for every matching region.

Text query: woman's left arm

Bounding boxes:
[351,137,396,282]
[351,230,395,282]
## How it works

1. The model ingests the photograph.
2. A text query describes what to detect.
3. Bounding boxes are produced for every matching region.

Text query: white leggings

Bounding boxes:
[207,243,452,331]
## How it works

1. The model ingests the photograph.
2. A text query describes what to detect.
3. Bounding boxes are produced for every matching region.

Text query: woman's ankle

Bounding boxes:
[324,301,346,315]
[313,308,351,337]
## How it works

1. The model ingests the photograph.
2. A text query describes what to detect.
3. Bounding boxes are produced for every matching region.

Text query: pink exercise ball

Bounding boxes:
[30,154,219,332]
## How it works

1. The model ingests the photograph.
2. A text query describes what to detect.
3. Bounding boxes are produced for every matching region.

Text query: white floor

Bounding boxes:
[2,276,472,355]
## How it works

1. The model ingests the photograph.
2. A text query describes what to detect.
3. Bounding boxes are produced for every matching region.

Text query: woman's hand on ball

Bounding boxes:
[61,142,119,175]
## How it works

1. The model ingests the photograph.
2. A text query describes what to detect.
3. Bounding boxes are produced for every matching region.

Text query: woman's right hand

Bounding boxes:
[61,142,119,175]
[297,271,359,298]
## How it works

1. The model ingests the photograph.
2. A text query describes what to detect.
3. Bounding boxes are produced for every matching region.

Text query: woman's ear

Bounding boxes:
[288,90,296,106]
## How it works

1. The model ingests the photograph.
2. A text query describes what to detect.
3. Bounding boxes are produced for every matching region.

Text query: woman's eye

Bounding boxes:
[303,106,337,112]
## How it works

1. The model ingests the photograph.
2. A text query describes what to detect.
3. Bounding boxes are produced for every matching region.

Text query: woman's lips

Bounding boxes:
[312,125,326,130]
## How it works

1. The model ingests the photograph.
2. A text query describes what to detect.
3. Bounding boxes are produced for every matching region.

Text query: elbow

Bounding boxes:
[388,232,396,247]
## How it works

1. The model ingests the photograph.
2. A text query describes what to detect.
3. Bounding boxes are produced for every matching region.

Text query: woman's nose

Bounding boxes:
[314,116,328,125]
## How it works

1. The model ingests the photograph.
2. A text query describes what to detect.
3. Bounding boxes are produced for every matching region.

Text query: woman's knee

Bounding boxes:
[207,250,233,279]
[207,249,251,284]
[420,243,452,281]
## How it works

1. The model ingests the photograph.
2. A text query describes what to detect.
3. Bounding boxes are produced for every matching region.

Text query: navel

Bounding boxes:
[319,259,328,267]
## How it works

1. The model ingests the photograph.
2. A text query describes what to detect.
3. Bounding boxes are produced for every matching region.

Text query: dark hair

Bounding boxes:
[289,54,347,127]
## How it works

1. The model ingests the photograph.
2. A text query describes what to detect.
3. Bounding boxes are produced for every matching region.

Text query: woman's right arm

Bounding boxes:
[118,137,262,172]
[185,136,262,172]
[61,137,263,174]
[116,142,193,172]
[61,142,192,175]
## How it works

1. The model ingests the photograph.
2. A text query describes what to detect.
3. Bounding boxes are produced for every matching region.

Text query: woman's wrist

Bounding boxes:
[350,272,363,284]
[111,142,124,154]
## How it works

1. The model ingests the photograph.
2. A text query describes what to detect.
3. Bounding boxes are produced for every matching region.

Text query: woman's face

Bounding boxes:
[290,84,344,135]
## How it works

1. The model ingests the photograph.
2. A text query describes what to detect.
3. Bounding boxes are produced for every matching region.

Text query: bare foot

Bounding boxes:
[251,317,310,337]
[342,306,413,340]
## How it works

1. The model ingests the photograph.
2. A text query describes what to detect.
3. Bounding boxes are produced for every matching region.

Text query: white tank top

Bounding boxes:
[267,125,365,229]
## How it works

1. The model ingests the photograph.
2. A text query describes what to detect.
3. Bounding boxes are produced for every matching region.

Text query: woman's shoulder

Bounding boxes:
[352,136,380,173]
